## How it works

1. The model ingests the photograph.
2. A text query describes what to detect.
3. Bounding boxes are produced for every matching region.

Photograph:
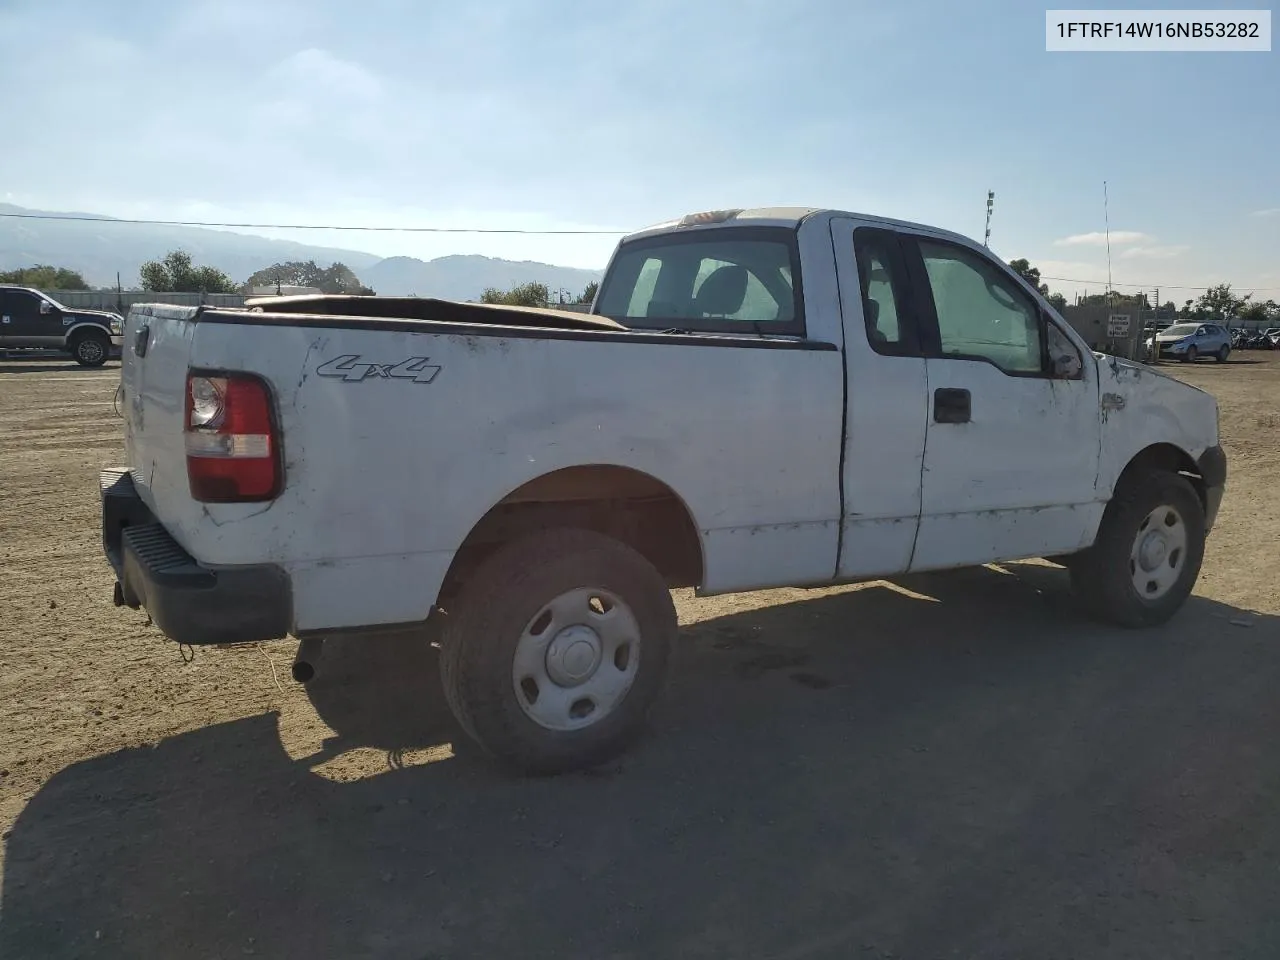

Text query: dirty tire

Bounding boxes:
[1216,345,1230,363]
[71,329,110,367]
[438,528,676,775]
[1069,470,1205,628]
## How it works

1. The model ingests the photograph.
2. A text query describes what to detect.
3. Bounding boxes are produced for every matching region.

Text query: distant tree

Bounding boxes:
[479,281,549,307]
[1078,292,1148,309]
[1046,292,1068,311]
[1008,258,1049,296]
[1194,283,1249,320]
[244,260,374,295]
[575,280,599,304]
[0,265,90,290]
[140,250,236,293]
[1239,299,1278,323]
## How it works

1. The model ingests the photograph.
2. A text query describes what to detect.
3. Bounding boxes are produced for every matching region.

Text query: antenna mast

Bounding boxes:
[1104,180,1114,307]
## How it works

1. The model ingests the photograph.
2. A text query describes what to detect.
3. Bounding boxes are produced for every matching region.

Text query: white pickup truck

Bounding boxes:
[101,206,1226,774]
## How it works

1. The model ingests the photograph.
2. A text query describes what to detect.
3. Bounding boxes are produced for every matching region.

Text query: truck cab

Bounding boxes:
[0,285,123,365]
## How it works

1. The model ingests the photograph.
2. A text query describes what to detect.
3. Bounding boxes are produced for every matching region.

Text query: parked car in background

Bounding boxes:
[1149,322,1231,362]
[0,285,123,366]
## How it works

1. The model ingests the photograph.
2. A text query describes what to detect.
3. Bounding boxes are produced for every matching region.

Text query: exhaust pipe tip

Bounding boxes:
[291,637,323,684]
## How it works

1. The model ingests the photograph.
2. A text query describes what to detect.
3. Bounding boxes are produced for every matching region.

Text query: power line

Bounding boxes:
[1041,275,1280,292]
[4,210,1277,292]
[0,212,627,235]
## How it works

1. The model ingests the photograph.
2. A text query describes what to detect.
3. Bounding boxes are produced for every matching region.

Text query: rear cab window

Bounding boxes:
[594,227,805,336]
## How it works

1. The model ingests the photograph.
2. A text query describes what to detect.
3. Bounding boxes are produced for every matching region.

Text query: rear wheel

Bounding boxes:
[1069,470,1205,627]
[70,329,109,367]
[439,528,676,775]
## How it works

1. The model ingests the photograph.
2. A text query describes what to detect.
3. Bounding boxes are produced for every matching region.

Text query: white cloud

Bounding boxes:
[1119,245,1190,260]
[266,49,383,101]
[1250,208,1280,218]
[1055,231,1151,247]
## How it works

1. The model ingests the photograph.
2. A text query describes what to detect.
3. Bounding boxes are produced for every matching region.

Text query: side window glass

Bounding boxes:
[919,241,1043,374]
[854,232,912,355]
[11,292,39,318]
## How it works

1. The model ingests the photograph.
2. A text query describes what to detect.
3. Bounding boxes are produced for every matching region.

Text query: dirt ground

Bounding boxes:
[1,352,1278,959]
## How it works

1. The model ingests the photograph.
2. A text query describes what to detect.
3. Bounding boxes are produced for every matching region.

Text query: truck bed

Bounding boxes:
[241,294,627,331]
[118,298,843,637]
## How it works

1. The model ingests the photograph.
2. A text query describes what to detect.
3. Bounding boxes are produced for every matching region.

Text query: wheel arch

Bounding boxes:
[437,464,706,606]
[1115,442,1207,510]
[64,322,111,345]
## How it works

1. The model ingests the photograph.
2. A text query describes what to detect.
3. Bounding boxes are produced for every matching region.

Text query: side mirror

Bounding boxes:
[1051,353,1081,379]
[39,301,51,315]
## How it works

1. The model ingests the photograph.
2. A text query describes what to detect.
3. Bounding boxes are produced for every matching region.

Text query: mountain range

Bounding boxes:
[0,204,604,301]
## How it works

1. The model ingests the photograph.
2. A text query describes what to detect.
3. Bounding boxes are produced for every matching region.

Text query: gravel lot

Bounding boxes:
[1,353,1278,959]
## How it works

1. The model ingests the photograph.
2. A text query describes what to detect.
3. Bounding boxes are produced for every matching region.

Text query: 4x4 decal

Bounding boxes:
[315,355,442,384]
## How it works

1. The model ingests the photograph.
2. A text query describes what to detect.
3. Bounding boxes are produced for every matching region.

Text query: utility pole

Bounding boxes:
[983,191,995,247]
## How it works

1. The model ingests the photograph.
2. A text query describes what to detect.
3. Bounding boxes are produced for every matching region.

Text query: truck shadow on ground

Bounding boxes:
[5,564,1280,960]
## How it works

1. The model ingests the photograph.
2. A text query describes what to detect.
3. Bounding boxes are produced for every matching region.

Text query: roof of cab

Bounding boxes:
[622,206,979,247]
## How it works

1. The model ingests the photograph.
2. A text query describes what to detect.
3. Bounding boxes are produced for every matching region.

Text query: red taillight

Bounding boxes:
[184,373,281,502]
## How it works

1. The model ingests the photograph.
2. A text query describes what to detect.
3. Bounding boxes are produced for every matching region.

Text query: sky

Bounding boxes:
[2,0,1277,300]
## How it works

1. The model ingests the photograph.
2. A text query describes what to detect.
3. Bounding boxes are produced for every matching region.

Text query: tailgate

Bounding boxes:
[120,304,200,523]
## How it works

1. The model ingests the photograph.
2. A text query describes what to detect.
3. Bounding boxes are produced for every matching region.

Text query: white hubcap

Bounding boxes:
[512,587,640,731]
[1129,505,1187,600]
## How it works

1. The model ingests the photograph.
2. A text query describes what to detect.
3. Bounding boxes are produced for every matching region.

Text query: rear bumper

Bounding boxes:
[100,468,292,645]
[1198,445,1226,534]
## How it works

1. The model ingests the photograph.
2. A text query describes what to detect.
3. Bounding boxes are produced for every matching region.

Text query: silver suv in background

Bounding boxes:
[1150,322,1232,363]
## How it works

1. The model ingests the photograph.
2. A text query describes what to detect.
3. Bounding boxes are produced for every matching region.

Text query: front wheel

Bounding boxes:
[70,330,110,367]
[1181,346,1198,363]
[1216,345,1230,363]
[1069,470,1205,627]
[439,528,676,775]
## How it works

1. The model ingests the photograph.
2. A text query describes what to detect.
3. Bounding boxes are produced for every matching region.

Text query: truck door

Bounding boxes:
[897,230,1101,570]
[829,220,929,578]
[5,289,66,346]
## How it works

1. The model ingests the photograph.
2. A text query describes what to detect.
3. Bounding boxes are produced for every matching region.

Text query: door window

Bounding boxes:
[918,241,1044,375]
[854,231,915,355]
[7,290,40,320]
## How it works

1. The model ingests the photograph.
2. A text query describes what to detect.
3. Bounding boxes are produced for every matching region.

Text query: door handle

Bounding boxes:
[933,387,971,424]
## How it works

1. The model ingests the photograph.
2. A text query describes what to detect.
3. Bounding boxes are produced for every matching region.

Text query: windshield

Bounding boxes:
[1161,323,1199,337]
[594,228,803,335]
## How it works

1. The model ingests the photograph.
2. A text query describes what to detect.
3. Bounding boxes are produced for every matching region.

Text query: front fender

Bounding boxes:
[1094,353,1219,497]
